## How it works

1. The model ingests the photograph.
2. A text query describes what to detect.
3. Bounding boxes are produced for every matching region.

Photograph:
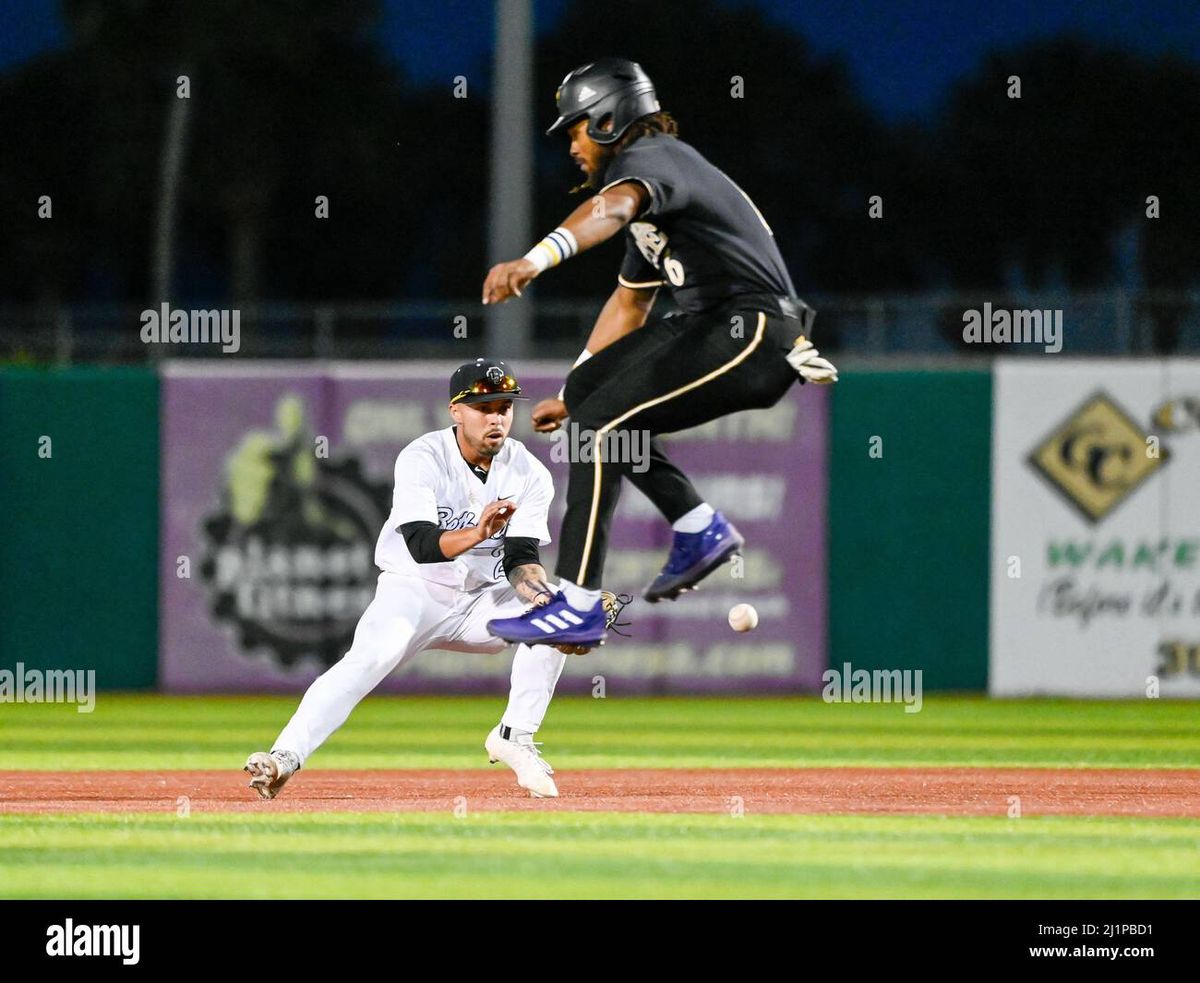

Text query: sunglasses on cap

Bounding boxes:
[450,374,525,405]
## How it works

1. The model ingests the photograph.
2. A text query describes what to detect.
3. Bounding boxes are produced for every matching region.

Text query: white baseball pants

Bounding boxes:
[273,572,566,764]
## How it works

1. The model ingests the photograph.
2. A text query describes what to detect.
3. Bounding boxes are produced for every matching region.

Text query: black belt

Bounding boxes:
[718,292,816,333]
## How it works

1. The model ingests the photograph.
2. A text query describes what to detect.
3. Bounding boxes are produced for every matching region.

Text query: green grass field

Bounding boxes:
[2,695,1198,899]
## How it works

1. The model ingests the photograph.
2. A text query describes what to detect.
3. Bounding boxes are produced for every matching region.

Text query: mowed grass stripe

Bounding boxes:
[3,812,1198,852]
[7,729,1199,748]
[0,813,1196,900]
[4,749,1197,769]
[6,694,1199,729]
[3,696,1199,770]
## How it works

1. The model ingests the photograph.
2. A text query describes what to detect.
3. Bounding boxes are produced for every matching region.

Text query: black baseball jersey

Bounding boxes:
[600,134,797,314]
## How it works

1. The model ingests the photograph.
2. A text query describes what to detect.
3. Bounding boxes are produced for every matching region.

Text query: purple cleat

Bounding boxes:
[643,510,745,603]
[487,591,608,647]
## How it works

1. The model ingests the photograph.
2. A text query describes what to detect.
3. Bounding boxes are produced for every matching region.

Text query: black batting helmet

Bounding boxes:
[545,58,660,146]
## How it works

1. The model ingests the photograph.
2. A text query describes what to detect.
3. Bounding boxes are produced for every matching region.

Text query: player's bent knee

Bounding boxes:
[340,627,418,677]
[339,648,404,679]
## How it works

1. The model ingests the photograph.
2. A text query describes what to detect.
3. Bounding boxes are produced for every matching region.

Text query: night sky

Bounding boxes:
[3,0,1198,120]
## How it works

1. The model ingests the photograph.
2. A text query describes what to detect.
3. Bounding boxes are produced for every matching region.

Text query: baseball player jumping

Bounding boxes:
[245,359,602,800]
[481,58,838,650]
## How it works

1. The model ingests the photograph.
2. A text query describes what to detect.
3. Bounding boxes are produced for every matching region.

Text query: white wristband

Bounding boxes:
[523,227,579,273]
[557,348,593,401]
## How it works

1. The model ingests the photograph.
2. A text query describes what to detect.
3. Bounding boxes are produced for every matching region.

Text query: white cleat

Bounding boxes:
[485,725,559,798]
[244,749,300,800]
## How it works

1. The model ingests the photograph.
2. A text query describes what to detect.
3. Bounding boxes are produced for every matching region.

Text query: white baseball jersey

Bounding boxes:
[375,425,554,591]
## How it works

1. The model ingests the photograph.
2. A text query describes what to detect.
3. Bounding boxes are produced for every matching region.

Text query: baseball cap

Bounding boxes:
[449,358,530,405]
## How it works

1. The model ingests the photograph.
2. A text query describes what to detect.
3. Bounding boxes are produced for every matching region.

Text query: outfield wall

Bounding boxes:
[0,362,1002,694]
[990,359,1200,697]
[829,370,992,690]
[0,367,159,687]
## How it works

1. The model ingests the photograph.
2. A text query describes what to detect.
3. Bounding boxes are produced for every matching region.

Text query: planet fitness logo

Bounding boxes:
[199,395,391,668]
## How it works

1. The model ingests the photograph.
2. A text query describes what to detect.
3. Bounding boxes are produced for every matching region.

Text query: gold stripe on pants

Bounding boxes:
[575,312,767,584]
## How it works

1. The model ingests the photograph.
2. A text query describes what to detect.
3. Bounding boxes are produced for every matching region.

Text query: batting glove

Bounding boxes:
[786,335,839,384]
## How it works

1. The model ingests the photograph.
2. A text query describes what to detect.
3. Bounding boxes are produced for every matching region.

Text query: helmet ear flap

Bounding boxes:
[589,111,620,144]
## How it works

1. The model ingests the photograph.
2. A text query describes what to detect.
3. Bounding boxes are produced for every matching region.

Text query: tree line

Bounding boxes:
[1,0,1196,316]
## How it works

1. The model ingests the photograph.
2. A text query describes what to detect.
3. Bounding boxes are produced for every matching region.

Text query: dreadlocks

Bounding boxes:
[572,111,680,193]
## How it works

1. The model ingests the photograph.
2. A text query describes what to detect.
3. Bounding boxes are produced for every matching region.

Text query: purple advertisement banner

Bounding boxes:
[160,362,828,694]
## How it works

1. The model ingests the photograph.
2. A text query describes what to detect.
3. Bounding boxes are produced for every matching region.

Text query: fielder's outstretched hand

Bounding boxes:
[476,499,517,541]
[532,397,568,433]
[482,259,538,305]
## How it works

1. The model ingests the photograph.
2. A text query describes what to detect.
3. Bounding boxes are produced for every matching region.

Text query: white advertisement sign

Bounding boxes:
[991,359,1200,697]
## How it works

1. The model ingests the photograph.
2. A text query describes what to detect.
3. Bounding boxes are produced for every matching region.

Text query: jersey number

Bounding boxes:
[663,254,685,286]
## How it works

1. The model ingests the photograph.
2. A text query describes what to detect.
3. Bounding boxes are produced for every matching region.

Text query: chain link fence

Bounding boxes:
[2,292,1198,364]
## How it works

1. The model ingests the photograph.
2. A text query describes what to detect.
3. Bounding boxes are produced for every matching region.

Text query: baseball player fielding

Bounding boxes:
[246,358,605,800]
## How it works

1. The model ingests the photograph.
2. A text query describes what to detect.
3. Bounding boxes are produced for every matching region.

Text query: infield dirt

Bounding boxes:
[2,768,1197,816]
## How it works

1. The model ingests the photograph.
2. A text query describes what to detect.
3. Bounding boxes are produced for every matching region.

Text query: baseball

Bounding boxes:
[728,603,759,632]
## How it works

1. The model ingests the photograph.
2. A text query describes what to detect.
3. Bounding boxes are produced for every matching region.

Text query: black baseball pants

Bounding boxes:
[554,297,806,589]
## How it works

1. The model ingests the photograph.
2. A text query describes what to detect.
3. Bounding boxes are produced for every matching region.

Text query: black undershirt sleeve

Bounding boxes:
[502,536,542,577]
[400,521,449,563]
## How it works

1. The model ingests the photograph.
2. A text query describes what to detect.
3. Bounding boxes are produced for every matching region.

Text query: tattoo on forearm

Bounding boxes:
[509,564,554,605]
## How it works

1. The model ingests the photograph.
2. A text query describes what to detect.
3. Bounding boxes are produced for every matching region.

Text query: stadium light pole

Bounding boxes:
[152,72,191,314]
[486,0,534,358]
